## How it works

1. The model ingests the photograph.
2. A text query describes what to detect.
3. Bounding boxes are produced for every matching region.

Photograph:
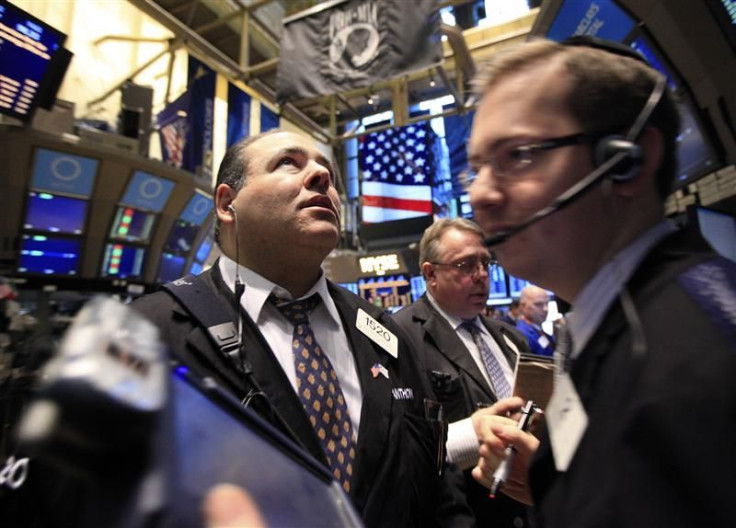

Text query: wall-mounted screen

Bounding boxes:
[0,0,66,121]
[30,148,99,197]
[109,206,156,243]
[101,243,146,279]
[546,0,636,42]
[673,101,721,188]
[509,275,531,298]
[24,191,87,234]
[488,264,508,299]
[158,252,187,283]
[180,191,214,226]
[410,275,427,302]
[18,234,80,276]
[119,171,175,212]
[338,282,359,295]
[164,219,199,255]
[194,236,213,263]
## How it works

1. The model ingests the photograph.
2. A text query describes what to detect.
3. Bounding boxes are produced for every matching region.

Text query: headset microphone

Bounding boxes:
[484,71,667,248]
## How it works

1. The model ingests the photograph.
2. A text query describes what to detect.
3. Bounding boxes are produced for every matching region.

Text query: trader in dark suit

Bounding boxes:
[467,37,736,526]
[133,129,472,527]
[392,218,532,528]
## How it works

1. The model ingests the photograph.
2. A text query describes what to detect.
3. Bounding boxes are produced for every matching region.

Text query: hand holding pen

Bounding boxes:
[488,400,541,498]
[471,397,542,506]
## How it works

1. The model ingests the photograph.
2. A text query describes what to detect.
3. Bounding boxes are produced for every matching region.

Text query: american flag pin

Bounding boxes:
[371,363,388,379]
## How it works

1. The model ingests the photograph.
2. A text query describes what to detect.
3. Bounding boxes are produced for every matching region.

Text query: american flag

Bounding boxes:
[160,118,188,169]
[359,122,434,223]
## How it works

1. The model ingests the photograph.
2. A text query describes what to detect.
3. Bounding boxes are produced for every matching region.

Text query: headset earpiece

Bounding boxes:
[594,135,643,182]
[227,205,236,215]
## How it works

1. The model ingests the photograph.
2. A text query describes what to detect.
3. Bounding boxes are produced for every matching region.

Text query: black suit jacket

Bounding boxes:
[529,228,736,527]
[133,265,472,528]
[392,294,534,528]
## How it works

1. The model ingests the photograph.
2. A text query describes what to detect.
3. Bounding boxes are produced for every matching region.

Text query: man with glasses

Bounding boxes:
[393,218,532,528]
[467,37,736,526]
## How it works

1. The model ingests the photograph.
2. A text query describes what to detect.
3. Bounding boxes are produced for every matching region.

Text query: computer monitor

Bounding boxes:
[164,219,199,256]
[179,191,214,226]
[545,0,636,42]
[24,191,87,235]
[30,148,99,198]
[119,171,175,213]
[158,252,187,283]
[109,206,156,243]
[0,0,69,121]
[101,243,146,279]
[18,234,81,276]
[488,264,508,299]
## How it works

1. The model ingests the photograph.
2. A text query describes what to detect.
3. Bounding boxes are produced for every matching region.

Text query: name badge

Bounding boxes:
[546,372,588,472]
[356,308,398,358]
[538,334,550,349]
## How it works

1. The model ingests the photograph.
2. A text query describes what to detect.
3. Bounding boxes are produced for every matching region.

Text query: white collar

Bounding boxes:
[218,255,341,327]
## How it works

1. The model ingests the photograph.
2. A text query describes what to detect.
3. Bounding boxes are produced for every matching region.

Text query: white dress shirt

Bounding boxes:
[426,293,516,470]
[218,256,362,436]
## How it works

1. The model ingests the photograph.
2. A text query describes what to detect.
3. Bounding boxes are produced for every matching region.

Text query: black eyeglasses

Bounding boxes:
[430,258,493,277]
[462,132,600,188]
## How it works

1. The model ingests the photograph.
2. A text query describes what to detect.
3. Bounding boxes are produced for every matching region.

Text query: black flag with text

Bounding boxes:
[276,0,442,103]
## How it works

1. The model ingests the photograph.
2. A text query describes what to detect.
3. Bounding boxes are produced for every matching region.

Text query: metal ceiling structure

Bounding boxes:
[122,0,537,145]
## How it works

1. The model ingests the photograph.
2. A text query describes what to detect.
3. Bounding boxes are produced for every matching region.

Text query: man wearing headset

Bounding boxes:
[467,37,736,526]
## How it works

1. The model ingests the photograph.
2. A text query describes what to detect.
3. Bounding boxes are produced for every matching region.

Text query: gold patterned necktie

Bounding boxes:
[269,293,356,493]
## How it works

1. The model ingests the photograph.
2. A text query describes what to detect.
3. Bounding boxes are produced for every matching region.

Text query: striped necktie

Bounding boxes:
[461,321,512,399]
[269,293,356,493]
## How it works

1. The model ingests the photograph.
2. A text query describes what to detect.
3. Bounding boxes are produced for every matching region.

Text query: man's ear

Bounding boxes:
[215,184,237,224]
[613,126,663,198]
[422,262,436,286]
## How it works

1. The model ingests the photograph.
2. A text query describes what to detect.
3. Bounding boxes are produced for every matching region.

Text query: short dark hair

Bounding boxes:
[213,129,285,245]
[474,39,681,198]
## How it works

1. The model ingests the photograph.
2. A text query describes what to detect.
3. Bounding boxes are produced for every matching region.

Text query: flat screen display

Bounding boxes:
[101,243,145,279]
[180,192,214,226]
[194,236,213,263]
[410,275,427,301]
[189,261,203,275]
[509,275,531,298]
[338,282,359,295]
[30,148,99,197]
[18,234,80,275]
[488,264,508,299]
[0,0,66,121]
[158,252,187,283]
[119,171,175,212]
[673,101,720,188]
[109,206,156,242]
[546,0,635,42]
[164,219,199,255]
[24,191,87,234]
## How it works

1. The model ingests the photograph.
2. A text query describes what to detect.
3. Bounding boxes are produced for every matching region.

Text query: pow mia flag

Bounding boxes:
[276,0,442,103]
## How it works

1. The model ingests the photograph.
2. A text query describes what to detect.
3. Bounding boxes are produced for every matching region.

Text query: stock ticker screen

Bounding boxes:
[0,0,66,120]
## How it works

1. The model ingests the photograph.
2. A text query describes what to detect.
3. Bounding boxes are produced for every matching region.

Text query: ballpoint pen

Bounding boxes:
[489,400,540,499]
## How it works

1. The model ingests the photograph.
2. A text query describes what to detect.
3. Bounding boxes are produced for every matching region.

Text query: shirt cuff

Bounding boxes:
[446,417,479,471]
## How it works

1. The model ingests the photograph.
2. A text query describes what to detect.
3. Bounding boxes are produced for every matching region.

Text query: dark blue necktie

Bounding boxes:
[461,321,512,399]
[269,293,356,493]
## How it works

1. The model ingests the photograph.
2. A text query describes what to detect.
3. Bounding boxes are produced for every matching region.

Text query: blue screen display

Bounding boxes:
[194,236,213,263]
[509,275,531,298]
[30,148,99,197]
[0,1,65,120]
[18,234,80,275]
[120,171,175,212]
[24,191,87,234]
[158,252,187,283]
[488,264,508,299]
[338,282,359,295]
[164,220,199,255]
[629,37,679,91]
[101,243,146,279]
[189,261,203,275]
[109,206,156,242]
[674,102,719,187]
[547,0,635,42]
[410,275,427,301]
[180,192,214,226]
